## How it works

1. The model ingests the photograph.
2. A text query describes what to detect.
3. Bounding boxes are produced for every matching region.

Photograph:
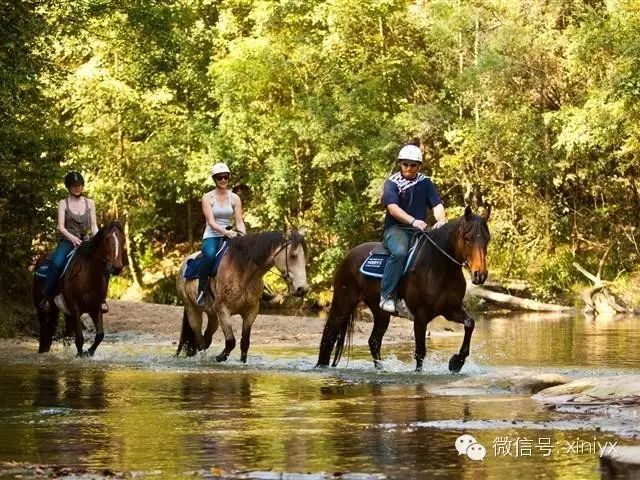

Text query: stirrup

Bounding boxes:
[196,291,207,307]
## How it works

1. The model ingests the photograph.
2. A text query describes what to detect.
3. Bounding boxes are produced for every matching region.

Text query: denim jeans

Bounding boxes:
[43,239,75,297]
[198,236,221,295]
[380,225,413,300]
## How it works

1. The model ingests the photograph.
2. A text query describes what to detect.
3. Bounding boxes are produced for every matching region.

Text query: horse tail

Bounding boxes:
[176,308,196,357]
[317,281,358,367]
[331,309,355,367]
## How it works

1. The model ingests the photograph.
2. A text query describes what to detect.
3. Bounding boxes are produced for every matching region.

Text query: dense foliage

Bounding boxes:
[3,0,640,305]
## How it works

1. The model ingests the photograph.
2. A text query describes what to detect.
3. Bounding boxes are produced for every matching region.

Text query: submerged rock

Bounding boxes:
[429,367,570,395]
[532,375,640,406]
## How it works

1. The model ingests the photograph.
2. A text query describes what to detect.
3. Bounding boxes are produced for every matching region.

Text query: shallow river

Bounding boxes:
[1,312,639,479]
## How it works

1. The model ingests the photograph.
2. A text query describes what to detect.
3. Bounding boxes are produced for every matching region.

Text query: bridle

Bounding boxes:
[105,225,123,273]
[270,239,293,283]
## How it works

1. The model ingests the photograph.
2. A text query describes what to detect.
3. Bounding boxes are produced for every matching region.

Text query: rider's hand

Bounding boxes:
[225,229,238,239]
[71,236,83,247]
[433,219,446,229]
[412,220,428,231]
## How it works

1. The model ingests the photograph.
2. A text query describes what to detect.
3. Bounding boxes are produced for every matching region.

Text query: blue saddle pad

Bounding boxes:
[183,241,229,279]
[359,239,420,279]
[35,249,77,279]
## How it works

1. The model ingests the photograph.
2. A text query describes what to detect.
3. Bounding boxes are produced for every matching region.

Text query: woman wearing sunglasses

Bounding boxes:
[196,162,246,306]
[379,144,447,314]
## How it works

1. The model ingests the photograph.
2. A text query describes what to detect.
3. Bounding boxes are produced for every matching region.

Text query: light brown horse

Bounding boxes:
[176,230,309,362]
[32,221,126,356]
[317,206,490,372]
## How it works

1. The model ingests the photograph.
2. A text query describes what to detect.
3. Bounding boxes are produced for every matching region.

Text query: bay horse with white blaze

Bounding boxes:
[32,221,125,356]
[176,230,309,362]
[316,206,490,372]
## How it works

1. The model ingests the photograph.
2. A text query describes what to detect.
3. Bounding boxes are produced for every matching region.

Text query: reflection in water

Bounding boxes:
[422,313,640,370]
[1,312,640,479]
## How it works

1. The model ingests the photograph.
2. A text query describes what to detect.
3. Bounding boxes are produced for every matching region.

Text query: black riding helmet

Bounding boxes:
[64,171,84,189]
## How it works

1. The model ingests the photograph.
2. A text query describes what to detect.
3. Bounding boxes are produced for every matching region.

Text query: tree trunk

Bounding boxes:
[187,201,193,247]
[124,215,143,288]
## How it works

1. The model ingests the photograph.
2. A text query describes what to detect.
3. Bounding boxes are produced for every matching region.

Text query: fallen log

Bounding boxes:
[481,279,531,292]
[466,282,575,312]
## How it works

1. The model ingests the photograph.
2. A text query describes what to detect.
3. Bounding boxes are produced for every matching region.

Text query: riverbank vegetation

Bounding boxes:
[3,0,640,318]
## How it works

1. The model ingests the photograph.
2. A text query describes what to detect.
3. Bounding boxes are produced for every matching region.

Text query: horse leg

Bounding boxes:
[444,307,475,373]
[413,316,429,372]
[203,309,219,350]
[316,286,359,368]
[63,314,74,347]
[364,299,391,370]
[215,306,235,362]
[239,306,259,363]
[37,308,58,353]
[186,305,208,353]
[72,314,85,357]
[86,309,104,356]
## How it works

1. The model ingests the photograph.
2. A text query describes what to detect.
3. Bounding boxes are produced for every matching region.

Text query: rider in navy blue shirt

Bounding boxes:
[379,144,447,313]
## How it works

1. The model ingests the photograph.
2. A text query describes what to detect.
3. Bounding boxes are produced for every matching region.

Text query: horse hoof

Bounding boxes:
[448,354,464,373]
[215,354,228,362]
[374,360,383,370]
[414,366,423,373]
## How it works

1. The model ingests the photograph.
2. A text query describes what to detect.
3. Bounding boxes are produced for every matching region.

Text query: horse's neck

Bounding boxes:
[418,221,463,269]
[82,235,107,272]
[240,243,280,284]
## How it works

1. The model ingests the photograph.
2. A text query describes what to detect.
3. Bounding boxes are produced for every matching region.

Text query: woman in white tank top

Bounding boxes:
[196,162,246,306]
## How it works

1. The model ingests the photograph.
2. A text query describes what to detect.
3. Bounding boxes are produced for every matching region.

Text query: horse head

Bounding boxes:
[104,221,125,275]
[273,229,309,297]
[456,205,491,285]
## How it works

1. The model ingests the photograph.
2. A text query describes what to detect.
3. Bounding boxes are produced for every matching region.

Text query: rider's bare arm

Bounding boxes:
[433,203,447,228]
[387,203,428,230]
[232,193,246,235]
[88,199,99,236]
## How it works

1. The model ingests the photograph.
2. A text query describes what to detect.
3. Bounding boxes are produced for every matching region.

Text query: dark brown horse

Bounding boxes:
[32,221,125,356]
[316,206,490,372]
[176,230,309,362]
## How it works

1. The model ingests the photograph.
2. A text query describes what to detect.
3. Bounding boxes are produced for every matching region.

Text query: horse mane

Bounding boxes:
[75,221,122,260]
[414,215,464,265]
[226,230,305,270]
[414,215,478,267]
[424,217,461,247]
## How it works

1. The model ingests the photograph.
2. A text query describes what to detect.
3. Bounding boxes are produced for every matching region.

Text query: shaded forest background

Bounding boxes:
[3,0,640,321]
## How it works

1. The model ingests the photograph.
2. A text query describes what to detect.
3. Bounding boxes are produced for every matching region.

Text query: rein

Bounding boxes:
[418,228,468,269]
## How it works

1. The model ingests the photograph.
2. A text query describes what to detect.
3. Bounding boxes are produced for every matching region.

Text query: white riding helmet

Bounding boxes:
[397,145,423,163]
[211,162,231,176]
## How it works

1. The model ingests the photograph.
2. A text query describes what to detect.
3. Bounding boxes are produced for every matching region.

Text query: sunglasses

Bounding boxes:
[401,162,420,168]
[214,174,230,181]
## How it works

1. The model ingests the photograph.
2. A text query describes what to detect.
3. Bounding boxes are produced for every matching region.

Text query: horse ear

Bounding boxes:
[464,205,473,221]
[482,204,492,222]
